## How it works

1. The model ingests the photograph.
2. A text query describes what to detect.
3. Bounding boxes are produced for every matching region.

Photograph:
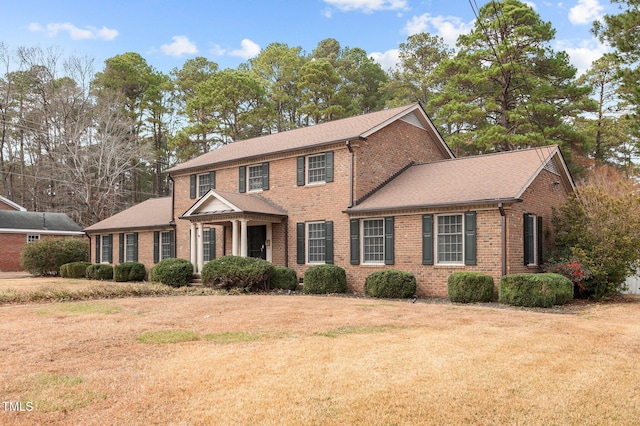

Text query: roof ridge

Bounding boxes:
[355,161,415,206]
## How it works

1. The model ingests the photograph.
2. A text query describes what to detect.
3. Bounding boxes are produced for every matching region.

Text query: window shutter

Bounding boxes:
[169,230,175,258]
[350,219,360,265]
[325,151,334,183]
[95,235,100,263]
[107,234,113,264]
[239,166,246,193]
[209,228,216,260]
[262,162,269,190]
[133,232,139,262]
[325,221,334,264]
[119,233,124,263]
[190,174,196,199]
[464,212,477,266]
[296,156,305,186]
[153,231,159,263]
[537,216,543,265]
[384,217,394,265]
[208,171,215,190]
[523,214,533,265]
[422,215,433,265]
[296,223,305,264]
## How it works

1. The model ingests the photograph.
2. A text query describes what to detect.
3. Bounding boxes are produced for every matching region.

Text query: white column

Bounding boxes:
[196,222,204,274]
[240,219,248,257]
[231,220,239,256]
[190,223,197,267]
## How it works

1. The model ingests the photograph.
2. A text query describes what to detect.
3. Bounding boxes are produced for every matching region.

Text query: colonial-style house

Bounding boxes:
[0,196,84,272]
[84,103,574,296]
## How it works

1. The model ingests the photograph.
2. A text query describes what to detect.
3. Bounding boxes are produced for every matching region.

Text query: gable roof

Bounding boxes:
[347,146,573,214]
[0,195,26,211]
[166,103,453,174]
[0,211,83,235]
[84,197,173,232]
[182,190,287,219]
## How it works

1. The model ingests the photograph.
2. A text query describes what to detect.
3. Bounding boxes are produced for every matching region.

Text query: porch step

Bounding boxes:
[190,274,202,286]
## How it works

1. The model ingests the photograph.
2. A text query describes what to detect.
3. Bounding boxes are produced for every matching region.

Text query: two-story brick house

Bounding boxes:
[84,103,574,296]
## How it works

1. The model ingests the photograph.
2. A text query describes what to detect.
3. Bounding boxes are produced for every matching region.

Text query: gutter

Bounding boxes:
[343,198,522,215]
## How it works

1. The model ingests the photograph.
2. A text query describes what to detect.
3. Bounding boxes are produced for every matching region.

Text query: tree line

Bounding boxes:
[0,0,638,227]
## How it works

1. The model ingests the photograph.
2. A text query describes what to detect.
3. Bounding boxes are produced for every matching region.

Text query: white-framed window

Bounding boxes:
[362,218,385,264]
[307,222,326,263]
[436,214,464,264]
[307,154,326,184]
[203,228,212,262]
[160,231,172,261]
[27,234,40,243]
[125,233,136,262]
[198,173,212,197]
[101,235,111,263]
[248,165,263,192]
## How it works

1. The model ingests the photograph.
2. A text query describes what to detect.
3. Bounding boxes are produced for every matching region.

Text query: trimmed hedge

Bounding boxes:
[60,261,92,279]
[86,264,114,280]
[201,256,275,291]
[364,270,416,298]
[114,262,146,282]
[303,265,347,294]
[149,258,193,287]
[21,237,89,276]
[447,272,495,303]
[498,273,574,308]
[272,266,298,291]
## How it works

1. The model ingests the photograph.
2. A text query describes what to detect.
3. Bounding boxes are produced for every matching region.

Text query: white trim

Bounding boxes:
[306,153,327,185]
[0,228,84,236]
[435,213,465,266]
[306,221,326,265]
[183,190,242,217]
[247,164,264,192]
[0,195,26,211]
[361,218,385,265]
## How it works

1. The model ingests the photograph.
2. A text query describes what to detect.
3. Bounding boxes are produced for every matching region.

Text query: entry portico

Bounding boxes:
[181,190,287,273]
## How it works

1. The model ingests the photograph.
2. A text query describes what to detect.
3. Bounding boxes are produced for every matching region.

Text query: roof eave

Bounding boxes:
[344,198,522,215]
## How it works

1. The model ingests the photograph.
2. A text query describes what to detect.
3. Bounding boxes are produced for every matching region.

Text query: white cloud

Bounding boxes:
[555,38,609,75]
[370,49,400,72]
[28,22,118,40]
[160,36,198,57]
[568,0,604,25]
[323,0,408,13]
[404,14,474,47]
[229,39,261,60]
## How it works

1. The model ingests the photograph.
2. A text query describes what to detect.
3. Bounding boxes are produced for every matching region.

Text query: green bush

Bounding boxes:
[272,266,298,291]
[149,258,193,287]
[60,261,92,278]
[201,256,275,291]
[86,264,114,280]
[114,262,146,282]
[498,273,574,308]
[303,264,347,294]
[447,272,495,303]
[21,237,89,276]
[364,270,416,298]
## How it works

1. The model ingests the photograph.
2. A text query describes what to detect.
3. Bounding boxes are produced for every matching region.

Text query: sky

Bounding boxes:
[0,0,619,76]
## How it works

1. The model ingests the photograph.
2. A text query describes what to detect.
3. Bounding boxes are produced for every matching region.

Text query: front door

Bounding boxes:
[247,225,267,259]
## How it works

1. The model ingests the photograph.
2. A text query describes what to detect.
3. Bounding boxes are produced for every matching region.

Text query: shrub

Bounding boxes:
[272,266,298,291]
[21,237,89,276]
[303,264,347,294]
[86,264,114,281]
[447,272,495,303]
[364,270,416,298]
[201,256,275,291]
[498,273,573,308]
[114,262,146,282]
[149,258,193,287]
[60,261,92,279]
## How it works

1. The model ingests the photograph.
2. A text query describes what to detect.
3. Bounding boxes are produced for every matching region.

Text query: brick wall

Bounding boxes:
[88,228,172,271]
[0,233,86,272]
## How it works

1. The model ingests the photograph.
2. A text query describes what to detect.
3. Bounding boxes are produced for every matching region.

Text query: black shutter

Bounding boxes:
[325,221,334,264]
[239,166,246,193]
[296,223,305,264]
[350,219,360,265]
[209,171,216,190]
[422,215,434,265]
[537,216,543,265]
[119,233,124,263]
[262,162,269,190]
[153,231,160,263]
[524,214,533,265]
[325,151,334,183]
[210,228,216,260]
[133,232,139,262]
[296,156,305,186]
[384,217,394,265]
[464,211,477,266]
[169,230,175,258]
[107,234,113,263]
[95,235,100,263]
[190,174,196,199]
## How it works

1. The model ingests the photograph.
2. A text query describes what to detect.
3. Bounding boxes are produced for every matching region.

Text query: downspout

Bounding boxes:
[346,140,354,207]
[168,174,177,257]
[499,202,506,276]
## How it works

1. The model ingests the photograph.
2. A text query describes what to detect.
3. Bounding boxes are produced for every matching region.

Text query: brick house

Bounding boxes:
[84,103,574,296]
[0,196,84,272]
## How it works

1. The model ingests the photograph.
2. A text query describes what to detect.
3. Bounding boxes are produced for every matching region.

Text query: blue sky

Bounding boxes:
[0,0,616,75]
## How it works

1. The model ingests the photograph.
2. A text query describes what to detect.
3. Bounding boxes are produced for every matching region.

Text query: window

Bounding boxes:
[154,230,174,263]
[27,234,40,243]
[161,231,172,261]
[190,172,215,199]
[101,235,111,263]
[297,152,333,186]
[198,173,211,197]
[203,228,215,262]
[239,163,268,193]
[125,233,136,262]
[248,165,264,191]
[436,214,464,264]
[307,222,326,263]
[363,219,385,263]
[296,221,333,265]
[349,217,394,265]
[524,213,541,266]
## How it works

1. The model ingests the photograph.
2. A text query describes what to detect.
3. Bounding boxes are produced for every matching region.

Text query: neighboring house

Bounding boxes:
[84,103,575,296]
[0,200,84,271]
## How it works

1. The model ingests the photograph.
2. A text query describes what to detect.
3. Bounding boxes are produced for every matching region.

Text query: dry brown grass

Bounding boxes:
[1,283,639,425]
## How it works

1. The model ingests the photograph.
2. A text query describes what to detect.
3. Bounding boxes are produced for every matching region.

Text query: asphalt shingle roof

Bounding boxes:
[84,197,173,232]
[0,211,82,233]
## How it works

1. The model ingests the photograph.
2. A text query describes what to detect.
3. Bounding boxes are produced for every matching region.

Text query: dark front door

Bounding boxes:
[247,225,267,259]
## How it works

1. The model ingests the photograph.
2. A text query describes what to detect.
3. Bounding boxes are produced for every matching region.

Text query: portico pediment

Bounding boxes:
[181,189,287,221]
